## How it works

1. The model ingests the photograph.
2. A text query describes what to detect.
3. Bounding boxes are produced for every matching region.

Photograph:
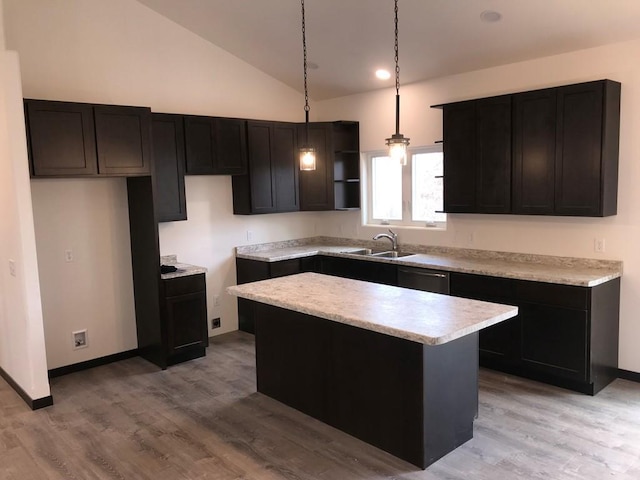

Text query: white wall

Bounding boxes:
[315,39,640,373]
[0,47,51,399]
[3,0,319,369]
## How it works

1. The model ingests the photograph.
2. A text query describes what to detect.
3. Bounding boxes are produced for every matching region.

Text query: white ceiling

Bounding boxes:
[136,0,640,100]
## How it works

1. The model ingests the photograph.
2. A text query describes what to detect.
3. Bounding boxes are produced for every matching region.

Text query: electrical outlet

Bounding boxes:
[64,249,74,262]
[246,230,253,242]
[594,238,606,253]
[212,318,221,329]
[72,329,88,350]
[8,259,16,277]
[214,295,221,307]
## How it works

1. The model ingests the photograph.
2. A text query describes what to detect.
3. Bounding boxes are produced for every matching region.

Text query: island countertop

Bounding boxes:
[227,272,518,345]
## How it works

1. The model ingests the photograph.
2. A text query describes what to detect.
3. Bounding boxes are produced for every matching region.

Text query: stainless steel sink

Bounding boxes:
[346,248,374,256]
[370,251,415,258]
[343,249,415,258]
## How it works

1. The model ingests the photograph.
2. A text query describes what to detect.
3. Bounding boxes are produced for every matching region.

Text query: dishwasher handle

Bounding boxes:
[398,268,448,279]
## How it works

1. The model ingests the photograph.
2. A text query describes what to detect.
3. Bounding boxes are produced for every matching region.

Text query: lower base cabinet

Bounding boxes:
[236,257,317,333]
[450,272,619,394]
[234,255,620,394]
[163,274,208,366]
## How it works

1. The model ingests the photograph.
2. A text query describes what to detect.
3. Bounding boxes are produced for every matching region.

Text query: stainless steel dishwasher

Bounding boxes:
[397,266,450,294]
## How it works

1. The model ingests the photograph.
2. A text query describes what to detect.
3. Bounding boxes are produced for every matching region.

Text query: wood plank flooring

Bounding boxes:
[1,331,640,479]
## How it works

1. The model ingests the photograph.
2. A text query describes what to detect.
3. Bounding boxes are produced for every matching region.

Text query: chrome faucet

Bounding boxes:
[373,229,398,251]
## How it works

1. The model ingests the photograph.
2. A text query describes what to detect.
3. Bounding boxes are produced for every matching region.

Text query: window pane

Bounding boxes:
[372,155,402,220]
[412,152,446,223]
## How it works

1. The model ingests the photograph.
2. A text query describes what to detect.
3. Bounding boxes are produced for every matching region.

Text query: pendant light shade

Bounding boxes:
[300,145,316,170]
[386,0,410,166]
[299,0,316,171]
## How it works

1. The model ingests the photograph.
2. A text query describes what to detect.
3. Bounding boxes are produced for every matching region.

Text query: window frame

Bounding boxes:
[365,144,446,229]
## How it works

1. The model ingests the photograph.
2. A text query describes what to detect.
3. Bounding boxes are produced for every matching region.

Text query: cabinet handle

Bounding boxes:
[399,269,448,279]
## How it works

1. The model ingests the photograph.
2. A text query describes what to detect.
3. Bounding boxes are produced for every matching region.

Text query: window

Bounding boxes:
[367,145,445,227]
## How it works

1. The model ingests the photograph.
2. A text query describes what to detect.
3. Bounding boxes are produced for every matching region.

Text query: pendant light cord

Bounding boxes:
[301,0,310,144]
[394,0,401,135]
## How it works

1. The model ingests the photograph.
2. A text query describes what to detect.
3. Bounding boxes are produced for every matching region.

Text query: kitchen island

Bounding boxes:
[227,273,518,468]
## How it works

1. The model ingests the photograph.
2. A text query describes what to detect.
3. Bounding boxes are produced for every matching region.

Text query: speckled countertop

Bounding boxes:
[227,272,518,345]
[160,255,207,280]
[235,237,622,287]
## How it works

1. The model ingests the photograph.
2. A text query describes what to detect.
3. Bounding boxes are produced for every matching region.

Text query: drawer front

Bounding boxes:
[450,272,515,301]
[515,280,589,310]
[164,273,206,297]
[269,258,301,278]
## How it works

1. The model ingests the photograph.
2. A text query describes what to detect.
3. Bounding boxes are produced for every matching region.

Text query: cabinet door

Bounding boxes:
[184,115,216,174]
[94,105,152,175]
[555,82,604,216]
[215,118,247,175]
[152,114,187,222]
[476,96,511,213]
[443,101,477,212]
[166,291,208,355]
[299,122,334,211]
[272,123,300,212]
[26,100,98,176]
[512,89,557,214]
[449,273,520,363]
[245,121,277,213]
[520,303,588,381]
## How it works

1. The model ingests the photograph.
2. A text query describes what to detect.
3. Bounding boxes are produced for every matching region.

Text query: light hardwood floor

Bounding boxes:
[1,331,640,479]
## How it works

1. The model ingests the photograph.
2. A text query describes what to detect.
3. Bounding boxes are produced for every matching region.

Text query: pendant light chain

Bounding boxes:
[386,0,410,165]
[299,0,316,171]
[302,0,310,118]
[394,0,400,98]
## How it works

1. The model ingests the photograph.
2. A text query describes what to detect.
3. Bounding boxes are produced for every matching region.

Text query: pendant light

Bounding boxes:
[299,0,316,171]
[385,0,410,166]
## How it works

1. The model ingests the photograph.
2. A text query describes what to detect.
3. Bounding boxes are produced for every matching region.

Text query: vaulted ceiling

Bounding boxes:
[136,0,640,100]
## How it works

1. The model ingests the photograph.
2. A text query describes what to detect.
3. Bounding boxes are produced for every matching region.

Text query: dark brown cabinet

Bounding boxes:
[152,114,187,222]
[299,122,334,211]
[318,255,397,286]
[442,96,511,213]
[184,115,247,175]
[450,272,620,394]
[162,273,208,364]
[232,121,299,214]
[438,79,620,217]
[512,88,557,214]
[298,121,360,212]
[25,99,152,177]
[236,256,317,333]
[554,81,620,216]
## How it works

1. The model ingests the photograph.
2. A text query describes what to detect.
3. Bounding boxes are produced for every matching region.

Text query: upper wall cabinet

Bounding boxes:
[184,115,247,175]
[232,121,299,214]
[442,96,511,213]
[298,121,360,212]
[298,122,334,211]
[152,113,187,222]
[438,79,621,217]
[25,99,152,177]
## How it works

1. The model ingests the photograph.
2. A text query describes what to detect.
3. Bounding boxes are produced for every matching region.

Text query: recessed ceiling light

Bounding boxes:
[376,69,391,80]
[480,10,502,23]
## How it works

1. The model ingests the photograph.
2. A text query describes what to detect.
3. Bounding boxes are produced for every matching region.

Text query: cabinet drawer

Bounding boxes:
[515,280,589,310]
[449,273,514,301]
[164,273,206,297]
[270,259,301,278]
